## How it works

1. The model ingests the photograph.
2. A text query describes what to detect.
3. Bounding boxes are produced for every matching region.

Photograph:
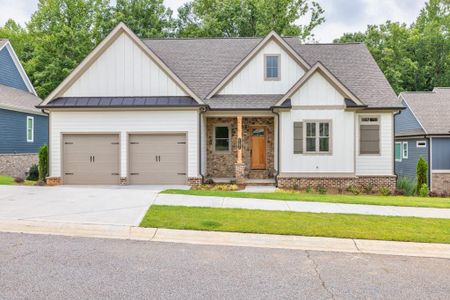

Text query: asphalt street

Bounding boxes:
[0,232,449,300]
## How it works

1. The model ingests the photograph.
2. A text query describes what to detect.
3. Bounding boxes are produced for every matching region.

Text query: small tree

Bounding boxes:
[38,144,48,182]
[416,156,428,195]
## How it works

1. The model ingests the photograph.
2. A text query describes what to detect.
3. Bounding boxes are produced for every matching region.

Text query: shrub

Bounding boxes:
[14,177,24,184]
[346,185,361,195]
[416,156,428,195]
[306,185,313,193]
[419,183,429,197]
[204,178,214,185]
[212,184,238,191]
[38,144,48,182]
[396,176,416,196]
[293,183,300,191]
[379,186,391,196]
[316,184,327,194]
[362,183,373,195]
[394,189,405,196]
[26,164,39,181]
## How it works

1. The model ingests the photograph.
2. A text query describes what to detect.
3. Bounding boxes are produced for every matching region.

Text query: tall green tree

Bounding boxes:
[176,0,324,39]
[0,20,31,62]
[113,0,175,38]
[334,0,450,93]
[25,0,111,98]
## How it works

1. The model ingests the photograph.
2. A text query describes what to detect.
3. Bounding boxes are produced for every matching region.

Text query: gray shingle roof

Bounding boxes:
[143,37,400,108]
[42,96,201,108]
[205,94,285,109]
[401,88,450,135]
[0,84,43,114]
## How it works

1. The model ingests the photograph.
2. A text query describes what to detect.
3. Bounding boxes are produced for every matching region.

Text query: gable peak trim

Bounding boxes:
[275,62,364,106]
[205,31,311,99]
[43,22,203,106]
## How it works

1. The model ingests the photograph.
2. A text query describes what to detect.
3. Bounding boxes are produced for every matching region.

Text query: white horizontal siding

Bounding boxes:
[291,71,345,106]
[356,112,394,176]
[63,33,187,97]
[279,109,355,174]
[219,40,304,95]
[50,111,198,178]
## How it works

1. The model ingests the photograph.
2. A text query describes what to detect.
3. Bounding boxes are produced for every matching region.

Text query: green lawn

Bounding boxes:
[141,205,450,244]
[162,189,450,209]
[0,175,36,186]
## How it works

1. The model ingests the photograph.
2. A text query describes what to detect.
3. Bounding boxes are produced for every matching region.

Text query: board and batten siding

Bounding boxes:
[62,33,187,97]
[0,47,28,92]
[290,71,345,106]
[356,112,394,176]
[219,40,305,95]
[0,109,48,154]
[49,111,199,178]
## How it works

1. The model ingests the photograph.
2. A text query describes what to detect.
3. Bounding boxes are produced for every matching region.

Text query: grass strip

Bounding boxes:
[161,189,450,209]
[141,205,450,244]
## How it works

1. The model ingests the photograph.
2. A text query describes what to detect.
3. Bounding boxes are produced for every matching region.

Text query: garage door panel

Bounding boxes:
[129,134,186,185]
[63,134,120,185]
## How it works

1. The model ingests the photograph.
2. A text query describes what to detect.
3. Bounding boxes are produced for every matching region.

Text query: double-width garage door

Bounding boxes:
[62,133,187,185]
[63,134,120,185]
[128,134,187,185]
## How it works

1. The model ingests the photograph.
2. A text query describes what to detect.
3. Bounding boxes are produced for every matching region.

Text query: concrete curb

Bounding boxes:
[0,220,449,259]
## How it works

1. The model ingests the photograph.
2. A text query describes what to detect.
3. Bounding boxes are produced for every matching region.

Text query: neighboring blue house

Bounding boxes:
[0,39,48,178]
[395,88,450,193]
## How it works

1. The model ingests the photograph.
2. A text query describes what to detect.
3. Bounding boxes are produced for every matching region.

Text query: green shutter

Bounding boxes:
[294,122,303,154]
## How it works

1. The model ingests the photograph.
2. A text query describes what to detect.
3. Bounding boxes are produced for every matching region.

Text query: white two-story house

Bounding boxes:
[38,23,402,190]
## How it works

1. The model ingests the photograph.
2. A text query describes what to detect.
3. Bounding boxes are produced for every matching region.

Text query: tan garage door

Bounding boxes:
[63,134,120,185]
[129,134,187,185]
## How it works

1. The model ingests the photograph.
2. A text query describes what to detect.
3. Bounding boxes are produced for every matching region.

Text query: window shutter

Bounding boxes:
[360,124,380,154]
[294,122,303,154]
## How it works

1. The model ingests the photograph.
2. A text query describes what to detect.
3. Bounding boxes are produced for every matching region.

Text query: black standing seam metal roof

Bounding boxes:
[40,96,203,108]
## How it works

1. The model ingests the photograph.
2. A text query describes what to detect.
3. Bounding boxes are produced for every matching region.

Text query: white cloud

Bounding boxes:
[0,0,426,42]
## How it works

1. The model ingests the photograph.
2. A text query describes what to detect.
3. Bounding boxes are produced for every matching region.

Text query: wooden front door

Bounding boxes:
[251,127,266,169]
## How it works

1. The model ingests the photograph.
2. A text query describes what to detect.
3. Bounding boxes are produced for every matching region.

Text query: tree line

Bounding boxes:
[0,0,448,99]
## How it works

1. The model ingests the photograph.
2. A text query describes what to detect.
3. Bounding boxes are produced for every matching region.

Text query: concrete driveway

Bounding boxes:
[0,185,188,226]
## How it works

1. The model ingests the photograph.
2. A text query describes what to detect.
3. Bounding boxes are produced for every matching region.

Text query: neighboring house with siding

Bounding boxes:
[38,23,402,189]
[395,88,450,193]
[0,39,48,178]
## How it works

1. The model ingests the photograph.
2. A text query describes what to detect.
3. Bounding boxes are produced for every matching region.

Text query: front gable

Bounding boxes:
[62,32,187,98]
[43,23,202,105]
[218,39,306,95]
[0,42,36,94]
[290,71,345,106]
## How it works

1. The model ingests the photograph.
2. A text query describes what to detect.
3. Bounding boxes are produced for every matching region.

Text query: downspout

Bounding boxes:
[393,110,401,180]
[271,107,280,187]
[427,136,432,190]
[198,106,207,184]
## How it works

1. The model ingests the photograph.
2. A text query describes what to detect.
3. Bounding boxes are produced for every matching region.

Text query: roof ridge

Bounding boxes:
[143,36,264,41]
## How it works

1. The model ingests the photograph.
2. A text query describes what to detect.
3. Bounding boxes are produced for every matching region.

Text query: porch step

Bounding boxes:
[245,178,276,186]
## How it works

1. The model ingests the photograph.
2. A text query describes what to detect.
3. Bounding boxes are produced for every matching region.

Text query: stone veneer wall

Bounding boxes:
[432,173,450,194]
[277,176,397,192]
[206,117,275,179]
[0,154,38,178]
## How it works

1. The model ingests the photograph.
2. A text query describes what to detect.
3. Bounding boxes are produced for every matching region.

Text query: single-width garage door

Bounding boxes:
[63,134,120,185]
[128,134,187,185]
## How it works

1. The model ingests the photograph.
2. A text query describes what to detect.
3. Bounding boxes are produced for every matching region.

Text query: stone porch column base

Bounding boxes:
[235,163,246,185]
[188,177,203,186]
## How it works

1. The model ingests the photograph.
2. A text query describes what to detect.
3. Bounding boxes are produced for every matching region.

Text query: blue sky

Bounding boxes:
[0,0,426,42]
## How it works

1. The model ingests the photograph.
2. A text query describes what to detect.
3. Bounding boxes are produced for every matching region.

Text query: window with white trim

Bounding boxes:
[359,116,380,154]
[26,116,34,142]
[416,141,427,148]
[305,121,331,153]
[402,141,408,159]
[395,142,402,162]
[265,54,280,80]
[214,126,230,152]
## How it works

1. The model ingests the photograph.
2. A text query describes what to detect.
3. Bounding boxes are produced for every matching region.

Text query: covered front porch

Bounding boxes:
[202,113,277,185]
